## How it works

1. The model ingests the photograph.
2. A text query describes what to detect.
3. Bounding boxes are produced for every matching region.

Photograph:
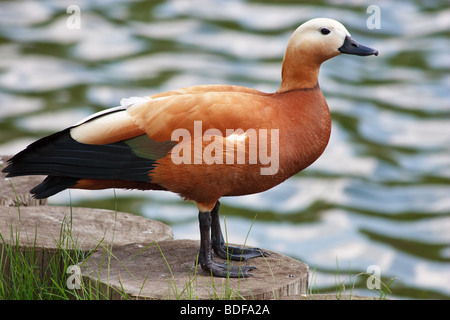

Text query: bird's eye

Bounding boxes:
[320,28,331,35]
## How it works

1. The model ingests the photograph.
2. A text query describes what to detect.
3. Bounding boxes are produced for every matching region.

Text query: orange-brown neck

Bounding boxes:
[277,47,322,93]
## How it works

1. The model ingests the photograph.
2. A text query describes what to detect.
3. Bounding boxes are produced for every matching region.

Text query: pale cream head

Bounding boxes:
[287,18,352,64]
[278,18,378,92]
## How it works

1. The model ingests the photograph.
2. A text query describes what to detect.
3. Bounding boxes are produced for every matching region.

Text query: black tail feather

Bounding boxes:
[3,129,156,180]
[30,176,79,199]
[2,128,173,198]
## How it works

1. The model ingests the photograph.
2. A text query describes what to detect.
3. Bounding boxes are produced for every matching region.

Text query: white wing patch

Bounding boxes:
[70,95,170,143]
[70,109,132,143]
[120,96,153,108]
[226,132,248,142]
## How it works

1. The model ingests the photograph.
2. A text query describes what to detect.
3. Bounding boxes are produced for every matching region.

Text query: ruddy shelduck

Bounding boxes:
[3,18,378,277]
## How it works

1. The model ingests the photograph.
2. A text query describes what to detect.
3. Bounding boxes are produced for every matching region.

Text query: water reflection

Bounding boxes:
[0,0,449,299]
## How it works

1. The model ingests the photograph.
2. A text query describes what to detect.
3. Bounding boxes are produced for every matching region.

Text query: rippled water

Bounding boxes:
[1,0,449,299]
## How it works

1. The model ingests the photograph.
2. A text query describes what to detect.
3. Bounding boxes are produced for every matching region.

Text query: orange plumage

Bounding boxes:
[2,18,377,277]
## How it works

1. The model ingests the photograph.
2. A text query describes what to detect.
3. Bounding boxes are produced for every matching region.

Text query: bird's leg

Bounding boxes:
[210,201,270,261]
[198,209,255,278]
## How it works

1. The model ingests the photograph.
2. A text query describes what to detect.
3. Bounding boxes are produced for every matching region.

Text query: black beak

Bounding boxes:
[338,35,378,56]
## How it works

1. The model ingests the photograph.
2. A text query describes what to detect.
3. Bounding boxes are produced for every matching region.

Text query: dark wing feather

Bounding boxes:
[2,128,175,198]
